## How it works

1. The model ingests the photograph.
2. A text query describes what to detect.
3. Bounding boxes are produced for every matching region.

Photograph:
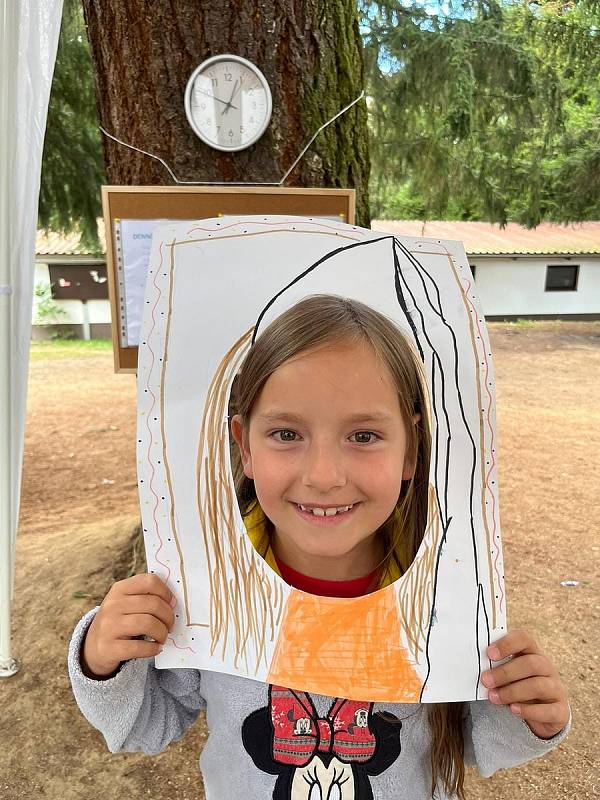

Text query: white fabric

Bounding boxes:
[0,0,63,668]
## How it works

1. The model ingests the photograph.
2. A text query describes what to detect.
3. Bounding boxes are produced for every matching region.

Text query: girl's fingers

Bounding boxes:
[117,613,169,645]
[509,701,570,737]
[484,628,570,739]
[487,629,542,661]
[488,676,562,705]
[510,701,567,724]
[119,593,175,630]
[482,653,552,689]
[112,638,164,663]
[114,573,175,607]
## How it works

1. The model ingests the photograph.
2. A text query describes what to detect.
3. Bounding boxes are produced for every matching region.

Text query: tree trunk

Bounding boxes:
[81,0,370,225]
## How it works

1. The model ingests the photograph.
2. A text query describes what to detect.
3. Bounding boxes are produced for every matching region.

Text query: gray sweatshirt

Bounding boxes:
[68,608,570,800]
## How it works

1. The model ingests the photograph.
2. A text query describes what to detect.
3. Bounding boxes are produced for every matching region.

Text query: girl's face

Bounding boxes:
[231,339,419,580]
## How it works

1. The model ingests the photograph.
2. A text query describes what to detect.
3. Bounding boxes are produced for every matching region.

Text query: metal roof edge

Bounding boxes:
[467,251,600,258]
[35,254,106,264]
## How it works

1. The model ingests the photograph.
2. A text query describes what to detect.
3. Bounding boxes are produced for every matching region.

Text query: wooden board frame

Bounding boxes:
[102,185,356,373]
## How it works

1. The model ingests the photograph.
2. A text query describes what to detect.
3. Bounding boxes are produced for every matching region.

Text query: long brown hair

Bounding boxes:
[228,294,465,798]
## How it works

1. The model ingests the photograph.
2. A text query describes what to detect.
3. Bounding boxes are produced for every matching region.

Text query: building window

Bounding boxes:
[545,264,579,291]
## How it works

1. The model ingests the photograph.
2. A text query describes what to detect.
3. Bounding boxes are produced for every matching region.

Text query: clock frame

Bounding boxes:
[184,54,273,153]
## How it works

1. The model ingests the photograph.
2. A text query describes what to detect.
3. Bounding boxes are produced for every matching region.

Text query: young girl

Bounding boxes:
[69,295,570,800]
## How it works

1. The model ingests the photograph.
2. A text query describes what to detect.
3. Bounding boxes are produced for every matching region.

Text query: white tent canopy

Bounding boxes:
[0,0,63,676]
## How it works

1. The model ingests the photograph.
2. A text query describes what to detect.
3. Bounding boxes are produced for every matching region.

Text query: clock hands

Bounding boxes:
[194,88,238,111]
[222,78,242,116]
[193,75,245,122]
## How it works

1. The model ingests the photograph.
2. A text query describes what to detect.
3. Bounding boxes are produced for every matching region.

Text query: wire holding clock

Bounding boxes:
[98,90,365,188]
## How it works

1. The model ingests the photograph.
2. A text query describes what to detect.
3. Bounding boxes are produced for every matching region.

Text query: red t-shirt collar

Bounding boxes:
[274,553,380,598]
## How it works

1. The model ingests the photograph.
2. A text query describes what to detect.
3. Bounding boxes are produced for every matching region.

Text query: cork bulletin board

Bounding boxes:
[102,185,356,372]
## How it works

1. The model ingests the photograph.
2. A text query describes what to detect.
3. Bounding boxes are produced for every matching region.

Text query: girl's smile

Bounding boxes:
[231,338,419,581]
[291,500,361,524]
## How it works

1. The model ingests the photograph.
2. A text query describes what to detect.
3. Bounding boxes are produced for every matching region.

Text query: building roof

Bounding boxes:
[35,219,600,257]
[371,220,600,255]
[35,220,106,257]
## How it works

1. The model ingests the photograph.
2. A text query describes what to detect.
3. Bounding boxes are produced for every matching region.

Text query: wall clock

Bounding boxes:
[184,54,273,152]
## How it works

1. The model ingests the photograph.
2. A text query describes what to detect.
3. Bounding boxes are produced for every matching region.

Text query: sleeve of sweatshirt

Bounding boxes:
[463,699,572,777]
[67,607,206,755]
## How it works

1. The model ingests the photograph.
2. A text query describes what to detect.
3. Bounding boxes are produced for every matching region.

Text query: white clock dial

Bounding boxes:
[184,55,272,152]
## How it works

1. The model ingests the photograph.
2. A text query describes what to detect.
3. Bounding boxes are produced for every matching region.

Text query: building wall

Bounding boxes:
[32,255,600,339]
[469,256,600,318]
[33,262,111,335]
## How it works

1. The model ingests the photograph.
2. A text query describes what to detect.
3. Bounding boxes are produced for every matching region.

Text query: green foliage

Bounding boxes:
[370,183,426,219]
[38,0,105,252]
[33,282,67,324]
[362,1,600,224]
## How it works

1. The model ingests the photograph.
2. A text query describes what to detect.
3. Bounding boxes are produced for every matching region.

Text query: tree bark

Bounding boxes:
[81,0,370,225]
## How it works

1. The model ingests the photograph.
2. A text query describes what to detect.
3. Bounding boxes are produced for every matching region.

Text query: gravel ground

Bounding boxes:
[1,322,598,799]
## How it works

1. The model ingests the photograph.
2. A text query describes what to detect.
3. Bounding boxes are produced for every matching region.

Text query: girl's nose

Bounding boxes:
[301,443,347,491]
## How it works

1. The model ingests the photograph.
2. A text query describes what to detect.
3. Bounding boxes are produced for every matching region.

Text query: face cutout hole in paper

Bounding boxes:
[227,294,432,592]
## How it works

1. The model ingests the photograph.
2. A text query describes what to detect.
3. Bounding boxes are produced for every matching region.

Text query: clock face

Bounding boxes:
[184,55,272,152]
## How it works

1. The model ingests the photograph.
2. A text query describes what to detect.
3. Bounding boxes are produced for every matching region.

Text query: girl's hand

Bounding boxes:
[481,629,570,740]
[81,573,176,679]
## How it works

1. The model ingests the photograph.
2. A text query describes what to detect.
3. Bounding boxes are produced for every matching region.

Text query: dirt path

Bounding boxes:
[16,347,140,535]
[1,323,598,799]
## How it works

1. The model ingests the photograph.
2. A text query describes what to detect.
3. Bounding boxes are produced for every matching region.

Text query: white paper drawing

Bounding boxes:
[136,215,506,702]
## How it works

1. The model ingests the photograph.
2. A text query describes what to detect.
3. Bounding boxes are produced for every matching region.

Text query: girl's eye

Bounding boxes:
[350,431,379,444]
[272,429,298,442]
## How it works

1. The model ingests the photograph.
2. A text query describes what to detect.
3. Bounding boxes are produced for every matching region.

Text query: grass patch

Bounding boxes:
[30,339,113,359]
[509,318,537,328]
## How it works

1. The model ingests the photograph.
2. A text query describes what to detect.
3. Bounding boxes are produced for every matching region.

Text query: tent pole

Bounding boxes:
[0,0,19,678]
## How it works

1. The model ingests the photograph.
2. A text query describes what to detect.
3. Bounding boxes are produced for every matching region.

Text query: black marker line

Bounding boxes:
[391,241,424,361]
[475,583,492,699]
[392,241,451,526]
[396,239,494,701]
[391,241,447,531]
[395,238,480,581]
[393,239,488,698]
[252,235,394,344]
[419,514,452,702]
[390,244,459,701]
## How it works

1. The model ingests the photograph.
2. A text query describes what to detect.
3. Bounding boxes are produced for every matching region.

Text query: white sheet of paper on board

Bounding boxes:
[136,215,506,703]
[119,219,186,346]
